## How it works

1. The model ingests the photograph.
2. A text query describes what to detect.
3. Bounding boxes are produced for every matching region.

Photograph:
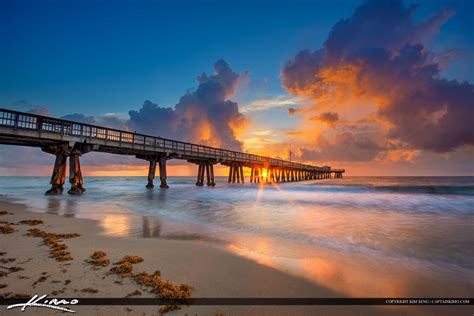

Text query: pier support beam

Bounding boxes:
[197,163,205,186]
[68,153,85,195]
[228,163,243,184]
[45,151,68,195]
[207,163,216,186]
[146,159,157,189]
[43,143,93,195]
[228,165,233,183]
[191,160,215,187]
[232,165,237,183]
[137,154,169,189]
[159,156,169,188]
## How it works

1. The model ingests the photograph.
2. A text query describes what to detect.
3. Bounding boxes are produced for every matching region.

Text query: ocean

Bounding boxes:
[1,176,473,297]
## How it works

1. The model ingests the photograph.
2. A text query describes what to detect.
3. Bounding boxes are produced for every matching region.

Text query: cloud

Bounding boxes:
[282,0,473,153]
[8,100,53,117]
[128,60,248,150]
[28,106,53,117]
[61,113,128,130]
[299,132,383,162]
[286,130,304,137]
[127,100,176,137]
[288,107,298,115]
[61,113,97,125]
[241,95,304,113]
[309,112,339,127]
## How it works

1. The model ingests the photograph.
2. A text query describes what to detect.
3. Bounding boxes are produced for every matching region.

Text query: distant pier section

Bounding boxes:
[0,108,345,195]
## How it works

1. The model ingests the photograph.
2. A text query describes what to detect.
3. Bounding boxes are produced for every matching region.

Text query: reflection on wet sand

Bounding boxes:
[64,199,78,218]
[99,214,132,236]
[98,214,163,238]
[46,197,78,218]
[143,216,161,238]
[228,238,474,298]
[46,198,61,215]
[228,239,474,315]
[97,212,220,242]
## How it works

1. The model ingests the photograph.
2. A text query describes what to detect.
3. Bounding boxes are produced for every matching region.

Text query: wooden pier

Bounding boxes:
[0,108,345,195]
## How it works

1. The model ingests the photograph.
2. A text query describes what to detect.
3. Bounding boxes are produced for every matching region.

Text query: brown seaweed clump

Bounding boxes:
[115,255,144,265]
[124,289,142,298]
[26,228,80,240]
[6,266,24,273]
[0,266,24,278]
[25,228,49,238]
[130,270,192,314]
[87,251,110,267]
[0,211,10,215]
[49,249,73,262]
[19,219,43,226]
[110,262,133,276]
[81,287,99,293]
[0,225,16,234]
[91,251,107,259]
[0,258,15,264]
[32,275,50,287]
[25,229,79,262]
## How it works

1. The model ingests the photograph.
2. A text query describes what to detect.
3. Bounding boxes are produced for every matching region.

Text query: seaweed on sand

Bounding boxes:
[19,220,43,226]
[25,228,79,262]
[0,225,16,234]
[87,251,110,267]
[114,255,144,265]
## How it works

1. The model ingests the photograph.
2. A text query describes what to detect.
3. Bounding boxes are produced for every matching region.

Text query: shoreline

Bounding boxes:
[0,197,470,315]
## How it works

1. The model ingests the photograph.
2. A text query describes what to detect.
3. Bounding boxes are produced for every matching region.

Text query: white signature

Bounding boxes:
[7,294,78,313]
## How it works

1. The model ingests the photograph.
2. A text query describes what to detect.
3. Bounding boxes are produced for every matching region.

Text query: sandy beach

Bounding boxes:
[0,196,471,316]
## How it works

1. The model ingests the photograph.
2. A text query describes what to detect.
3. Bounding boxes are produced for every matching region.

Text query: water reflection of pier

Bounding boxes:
[46,198,78,218]
[142,216,161,238]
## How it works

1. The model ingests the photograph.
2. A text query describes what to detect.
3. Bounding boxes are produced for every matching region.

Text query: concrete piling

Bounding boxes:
[146,159,157,189]
[68,154,85,195]
[159,156,169,188]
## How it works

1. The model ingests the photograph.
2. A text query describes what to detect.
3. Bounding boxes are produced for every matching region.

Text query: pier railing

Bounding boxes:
[0,108,338,172]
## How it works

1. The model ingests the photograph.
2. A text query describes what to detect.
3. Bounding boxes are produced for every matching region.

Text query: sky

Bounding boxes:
[1,0,473,176]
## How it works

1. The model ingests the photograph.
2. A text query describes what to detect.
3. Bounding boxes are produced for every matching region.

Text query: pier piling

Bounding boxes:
[159,156,169,188]
[146,159,157,189]
[68,153,85,195]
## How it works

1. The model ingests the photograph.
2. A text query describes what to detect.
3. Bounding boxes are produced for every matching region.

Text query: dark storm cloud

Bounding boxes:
[299,132,383,162]
[127,100,176,138]
[310,112,339,127]
[128,60,248,150]
[282,0,473,153]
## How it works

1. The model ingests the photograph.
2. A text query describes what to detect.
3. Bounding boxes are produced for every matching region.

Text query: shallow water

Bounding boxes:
[1,176,473,296]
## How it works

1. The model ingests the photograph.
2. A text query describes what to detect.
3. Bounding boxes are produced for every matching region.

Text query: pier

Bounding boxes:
[0,108,345,195]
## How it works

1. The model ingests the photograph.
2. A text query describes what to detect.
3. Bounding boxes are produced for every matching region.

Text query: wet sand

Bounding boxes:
[0,197,471,315]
